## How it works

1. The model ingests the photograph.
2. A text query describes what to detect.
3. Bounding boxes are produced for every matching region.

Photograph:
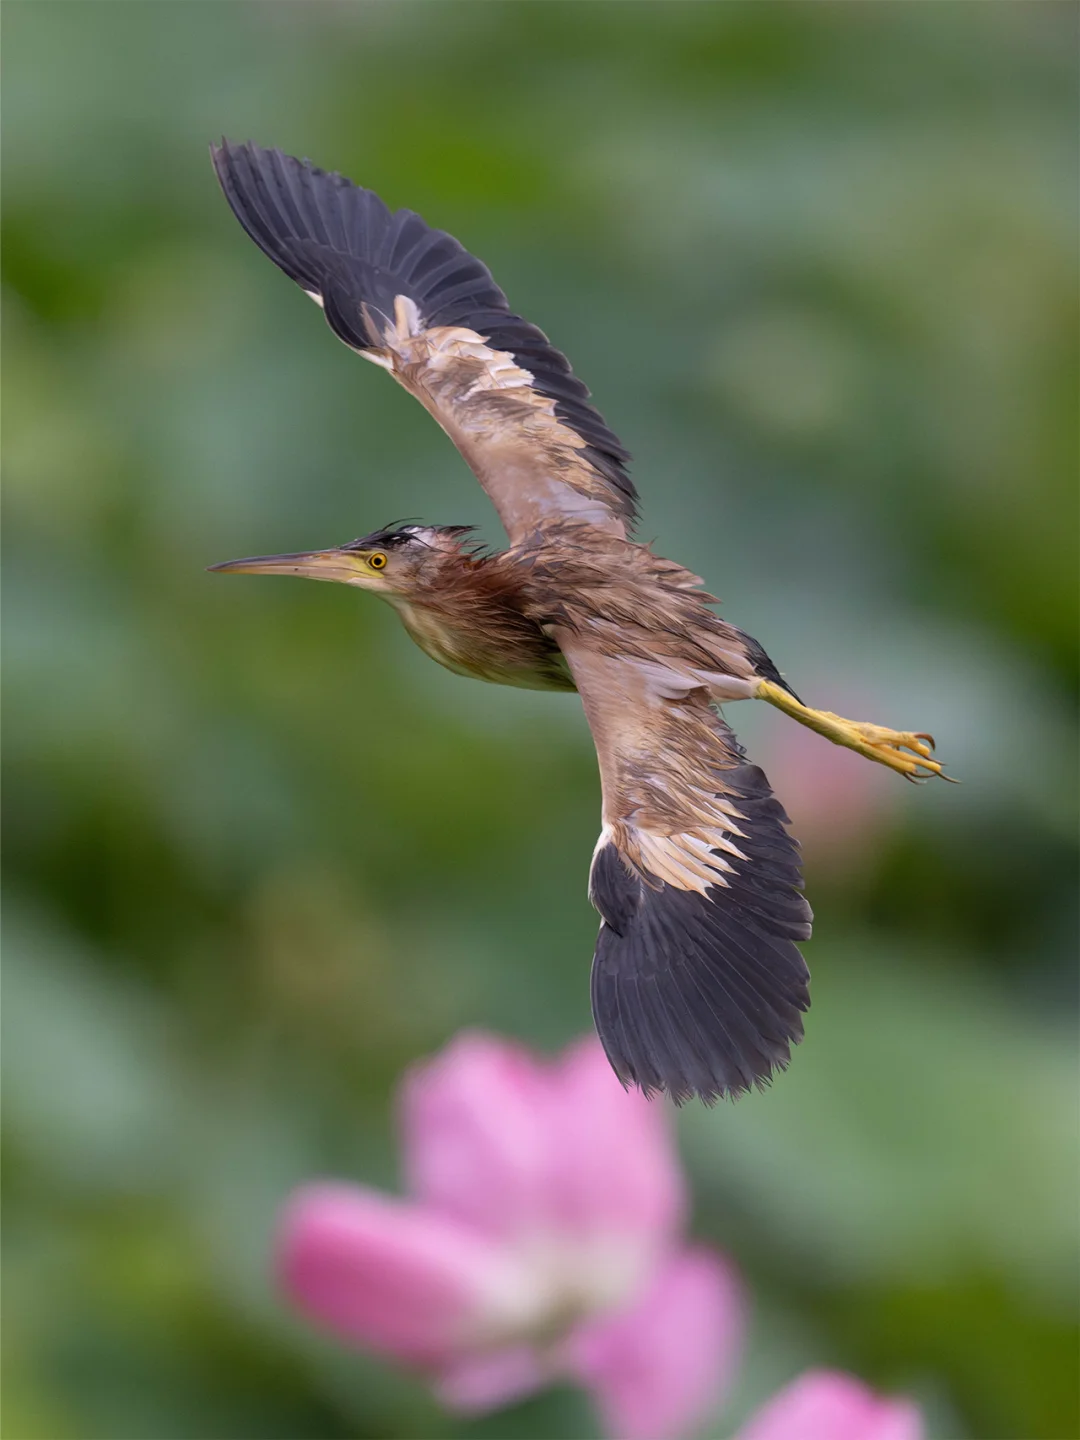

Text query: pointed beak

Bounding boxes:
[207,548,369,583]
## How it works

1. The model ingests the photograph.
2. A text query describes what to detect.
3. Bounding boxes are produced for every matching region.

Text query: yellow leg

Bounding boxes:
[755,679,956,783]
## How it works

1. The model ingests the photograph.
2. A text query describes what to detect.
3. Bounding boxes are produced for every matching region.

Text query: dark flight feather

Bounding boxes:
[589,760,811,1104]
[211,140,636,521]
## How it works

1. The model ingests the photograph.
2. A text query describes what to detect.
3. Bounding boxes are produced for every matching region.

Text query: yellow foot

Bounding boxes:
[812,715,955,782]
[755,681,957,783]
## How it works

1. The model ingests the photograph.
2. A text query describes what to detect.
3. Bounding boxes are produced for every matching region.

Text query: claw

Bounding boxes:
[849,725,955,783]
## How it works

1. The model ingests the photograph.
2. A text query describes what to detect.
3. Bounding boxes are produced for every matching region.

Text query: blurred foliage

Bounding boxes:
[2,3,1078,1438]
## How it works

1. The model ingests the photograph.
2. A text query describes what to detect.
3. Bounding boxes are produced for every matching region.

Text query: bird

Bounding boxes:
[208,140,952,1104]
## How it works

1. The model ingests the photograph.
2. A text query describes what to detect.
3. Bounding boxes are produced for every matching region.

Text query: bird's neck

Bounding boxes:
[381,556,573,692]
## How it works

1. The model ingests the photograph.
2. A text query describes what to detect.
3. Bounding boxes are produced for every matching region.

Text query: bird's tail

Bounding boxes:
[588,766,812,1105]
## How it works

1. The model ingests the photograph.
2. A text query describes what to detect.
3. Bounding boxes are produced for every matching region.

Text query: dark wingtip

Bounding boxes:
[209,135,242,174]
[208,140,636,513]
[589,818,811,1106]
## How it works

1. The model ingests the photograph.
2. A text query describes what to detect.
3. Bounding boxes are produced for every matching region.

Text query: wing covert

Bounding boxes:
[211,140,636,544]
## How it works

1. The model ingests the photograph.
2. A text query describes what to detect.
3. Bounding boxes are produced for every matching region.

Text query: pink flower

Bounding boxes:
[736,1369,925,1440]
[277,1032,744,1440]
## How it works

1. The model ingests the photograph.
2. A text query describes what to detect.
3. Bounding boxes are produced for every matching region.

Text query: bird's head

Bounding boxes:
[209,524,477,598]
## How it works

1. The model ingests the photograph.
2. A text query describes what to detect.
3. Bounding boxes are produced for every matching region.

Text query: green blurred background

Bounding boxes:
[3,4,1077,1438]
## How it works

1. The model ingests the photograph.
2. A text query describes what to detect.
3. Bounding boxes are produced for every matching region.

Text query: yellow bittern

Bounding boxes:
[210,141,951,1104]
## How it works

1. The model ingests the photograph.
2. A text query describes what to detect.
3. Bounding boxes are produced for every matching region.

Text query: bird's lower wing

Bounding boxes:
[211,141,636,545]
[558,636,812,1103]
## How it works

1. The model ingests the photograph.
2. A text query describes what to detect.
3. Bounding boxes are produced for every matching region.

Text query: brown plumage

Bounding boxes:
[209,140,951,1103]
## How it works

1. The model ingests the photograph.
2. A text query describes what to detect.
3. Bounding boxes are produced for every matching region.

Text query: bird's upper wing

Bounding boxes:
[211,141,636,545]
[557,633,812,1103]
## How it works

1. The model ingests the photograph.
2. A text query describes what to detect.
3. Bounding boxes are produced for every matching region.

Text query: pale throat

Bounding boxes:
[391,598,479,676]
[386,595,573,692]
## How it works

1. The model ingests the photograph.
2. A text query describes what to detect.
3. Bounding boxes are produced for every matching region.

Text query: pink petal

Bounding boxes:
[401,1033,685,1264]
[400,1031,554,1238]
[566,1246,745,1440]
[434,1346,547,1414]
[736,1370,925,1440]
[275,1182,526,1366]
[545,1037,686,1244]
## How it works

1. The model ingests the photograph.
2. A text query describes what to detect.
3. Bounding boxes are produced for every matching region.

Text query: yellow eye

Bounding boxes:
[368,552,387,571]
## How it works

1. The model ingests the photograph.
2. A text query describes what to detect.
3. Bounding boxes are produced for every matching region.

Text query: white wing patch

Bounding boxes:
[558,636,760,899]
[631,830,738,895]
